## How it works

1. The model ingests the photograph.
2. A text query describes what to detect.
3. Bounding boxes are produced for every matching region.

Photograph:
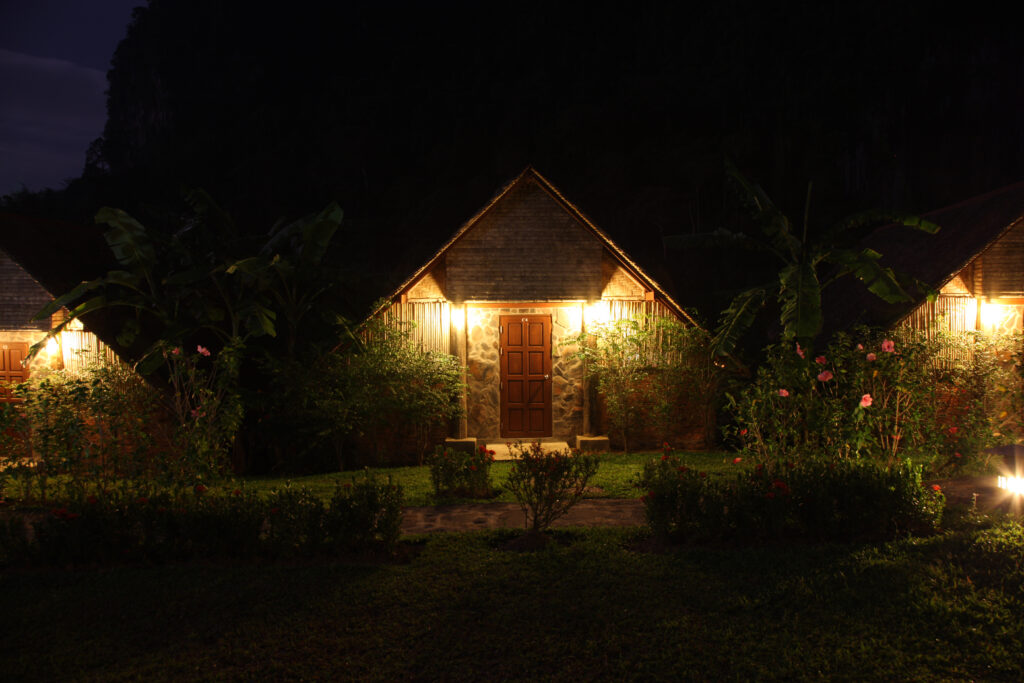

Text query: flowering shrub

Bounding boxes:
[163,339,244,480]
[568,316,721,451]
[427,445,495,499]
[636,448,944,543]
[0,360,171,491]
[637,447,730,540]
[726,328,1022,470]
[505,442,599,533]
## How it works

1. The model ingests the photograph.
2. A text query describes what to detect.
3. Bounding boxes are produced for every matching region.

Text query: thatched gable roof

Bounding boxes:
[822,180,1024,334]
[373,167,697,324]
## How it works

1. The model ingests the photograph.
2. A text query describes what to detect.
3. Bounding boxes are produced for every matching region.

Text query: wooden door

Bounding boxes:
[500,315,552,438]
[0,342,29,402]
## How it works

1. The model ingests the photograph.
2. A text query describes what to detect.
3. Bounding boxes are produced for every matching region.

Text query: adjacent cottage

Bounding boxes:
[825,181,1024,340]
[373,168,696,443]
[0,247,115,400]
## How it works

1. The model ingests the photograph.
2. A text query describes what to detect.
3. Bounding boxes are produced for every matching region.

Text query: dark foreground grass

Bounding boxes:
[4,514,1024,681]
[243,450,736,506]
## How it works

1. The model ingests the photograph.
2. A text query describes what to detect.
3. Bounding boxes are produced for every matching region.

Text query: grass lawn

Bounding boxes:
[242,450,738,506]
[3,509,1024,681]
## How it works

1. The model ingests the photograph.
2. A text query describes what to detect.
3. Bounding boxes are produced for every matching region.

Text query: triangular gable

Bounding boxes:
[376,167,696,325]
[0,248,55,331]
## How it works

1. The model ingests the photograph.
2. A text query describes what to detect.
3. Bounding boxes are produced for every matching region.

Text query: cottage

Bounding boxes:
[373,168,697,444]
[0,247,115,400]
[824,181,1024,339]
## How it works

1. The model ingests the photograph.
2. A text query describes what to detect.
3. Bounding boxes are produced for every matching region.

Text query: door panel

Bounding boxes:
[500,315,552,438]
[0,342,30,402]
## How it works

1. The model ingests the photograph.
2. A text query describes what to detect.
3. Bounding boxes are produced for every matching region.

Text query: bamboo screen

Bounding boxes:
[60,329,122,375]
[900,295,975,337]
[898,294,976,365]
[381,301,451,354]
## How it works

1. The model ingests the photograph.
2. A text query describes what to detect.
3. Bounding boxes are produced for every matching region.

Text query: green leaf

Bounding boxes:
[778,261,822,341]
[711,287,767,356]
[96,207,158,271]
[825,248,912,304]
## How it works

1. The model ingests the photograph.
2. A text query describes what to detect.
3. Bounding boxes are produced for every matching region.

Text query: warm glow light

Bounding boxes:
[584,301,611,328]
[44,337,59,356]
[565,304,584,332]
[998,476,1024,495]
[451,304,465,332]
[965,298,978,332]
[980,301,1012,332]
[467,306,484,329]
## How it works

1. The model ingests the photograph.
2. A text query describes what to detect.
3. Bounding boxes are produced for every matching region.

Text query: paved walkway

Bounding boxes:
[401,498,645,534]
[399,477,1014,535]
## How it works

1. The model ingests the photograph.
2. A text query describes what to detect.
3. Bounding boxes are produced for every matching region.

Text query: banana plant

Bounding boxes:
[664,163,940,356]
[30,193,342,373]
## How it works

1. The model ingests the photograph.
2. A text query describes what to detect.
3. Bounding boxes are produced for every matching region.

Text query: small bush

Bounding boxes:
[427,445,495,499]
[0,474,404,567]
[325,473,404,552]
[505,442,599,533]
[636,448,945,543]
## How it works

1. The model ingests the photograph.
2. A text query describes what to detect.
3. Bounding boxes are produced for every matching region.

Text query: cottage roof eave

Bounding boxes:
[371,167,698,327]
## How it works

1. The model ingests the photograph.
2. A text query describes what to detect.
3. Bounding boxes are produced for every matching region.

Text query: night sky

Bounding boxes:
[0,0,139,196]
[1,1,1023,323]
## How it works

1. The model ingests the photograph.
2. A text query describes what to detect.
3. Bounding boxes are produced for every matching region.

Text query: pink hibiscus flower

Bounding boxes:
[817,370,833,382]
[859,393,873,408]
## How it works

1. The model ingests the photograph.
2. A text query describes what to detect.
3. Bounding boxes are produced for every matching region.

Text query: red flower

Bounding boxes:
[755,463,764,473]
[137,496,149,504]
[817,370,833,382]
[866,352,877,361]
[232,488,242,496]
[815,355,827,365]
[661,454,669,461]
[196,345,211,357]
[954,452,962,459]
[772,479,790,494]
[931,484,942,492]
[795,343,805,359]
[733,457,743,464]
[739,428,748,436]
[859,393,873,408]
[778,388,790,397]
[948,426,959,435]
[194,484,208,493]
[881,339,895,353]
[677,466,688,473]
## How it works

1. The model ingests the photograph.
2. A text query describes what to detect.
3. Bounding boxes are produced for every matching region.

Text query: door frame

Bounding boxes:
[499,314,552,438]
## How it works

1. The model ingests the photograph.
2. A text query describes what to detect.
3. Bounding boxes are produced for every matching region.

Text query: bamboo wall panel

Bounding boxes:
[60,329,121,374]
[382,301,451,354]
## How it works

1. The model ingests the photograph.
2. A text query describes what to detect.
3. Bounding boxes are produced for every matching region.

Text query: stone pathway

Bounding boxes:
[400,498,645,535]
[400,477,1016,535]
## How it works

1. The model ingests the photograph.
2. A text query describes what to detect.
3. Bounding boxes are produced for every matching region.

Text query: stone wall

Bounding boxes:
[464,304,585,440]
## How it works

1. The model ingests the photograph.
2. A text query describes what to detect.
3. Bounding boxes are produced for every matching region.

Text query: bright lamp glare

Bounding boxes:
[998,476,1024,495]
